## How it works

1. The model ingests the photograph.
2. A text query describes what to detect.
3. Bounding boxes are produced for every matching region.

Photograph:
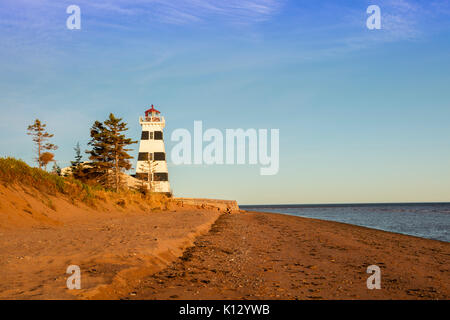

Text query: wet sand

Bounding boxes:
[127,211,449,300]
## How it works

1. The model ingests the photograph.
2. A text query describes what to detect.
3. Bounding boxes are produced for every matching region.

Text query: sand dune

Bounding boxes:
[0,184,221,299]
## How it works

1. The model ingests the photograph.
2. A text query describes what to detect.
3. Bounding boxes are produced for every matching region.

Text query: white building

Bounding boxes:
[135,105,171,194]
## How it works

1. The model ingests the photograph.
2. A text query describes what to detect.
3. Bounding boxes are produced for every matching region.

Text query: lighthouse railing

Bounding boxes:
[139,116,165,124]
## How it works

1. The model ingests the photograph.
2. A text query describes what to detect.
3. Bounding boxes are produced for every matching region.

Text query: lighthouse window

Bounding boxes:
[141,131,149,140]
[150,132,154,139]
[153,152,165,161]
[136,173,151,181]
[138,152,149,161]
[153,172,168,181]
[154,131,163,140]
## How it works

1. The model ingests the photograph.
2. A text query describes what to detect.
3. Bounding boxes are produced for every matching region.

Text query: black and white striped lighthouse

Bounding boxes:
[135,105,171,193]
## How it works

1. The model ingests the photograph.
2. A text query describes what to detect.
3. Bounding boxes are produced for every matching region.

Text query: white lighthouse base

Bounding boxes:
[150,181,171,194]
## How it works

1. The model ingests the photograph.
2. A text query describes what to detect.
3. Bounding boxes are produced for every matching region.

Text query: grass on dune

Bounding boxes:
[0,157,171,209]
[0,157,113,207]
[0,157,68,194]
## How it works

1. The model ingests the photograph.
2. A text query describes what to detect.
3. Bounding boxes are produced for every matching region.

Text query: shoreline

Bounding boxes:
[241,202,450,208]
[127,210,449,300]
[1,202,448,299]
[242,204,450,243]
[245,210,450,244]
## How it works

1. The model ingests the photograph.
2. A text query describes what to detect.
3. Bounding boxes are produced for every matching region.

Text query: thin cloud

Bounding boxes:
[0,0,284,31]
[82,0,284,25]
[378,0,422,40]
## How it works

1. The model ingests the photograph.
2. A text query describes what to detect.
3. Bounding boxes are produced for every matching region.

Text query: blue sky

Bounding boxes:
[0,0,449,204]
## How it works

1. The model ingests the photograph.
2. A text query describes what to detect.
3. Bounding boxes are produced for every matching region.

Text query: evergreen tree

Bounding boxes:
[27,119,58,169]
[71,142,83,167]
[51,161,62,176]
[70,142,85,179]
[86,114,137,191]
[85,120,111,185]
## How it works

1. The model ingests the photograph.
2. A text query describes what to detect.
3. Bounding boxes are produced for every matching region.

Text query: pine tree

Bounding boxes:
[104,114,137,191]
[51,162,62,176]
[70,142,85,179]
[86,114,137,191]
[85,120,112,186]
[71,142,83,167]
[27,119,58,169]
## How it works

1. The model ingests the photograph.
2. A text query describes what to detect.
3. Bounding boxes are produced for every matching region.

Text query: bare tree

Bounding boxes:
[138,153,157,192]
[27,119,58,169]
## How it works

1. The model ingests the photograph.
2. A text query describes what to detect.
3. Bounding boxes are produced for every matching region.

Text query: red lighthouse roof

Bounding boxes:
[145,105,160,117]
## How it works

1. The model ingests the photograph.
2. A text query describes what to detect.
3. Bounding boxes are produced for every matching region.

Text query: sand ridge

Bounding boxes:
[0,208,221,299]
[0,184,222,299]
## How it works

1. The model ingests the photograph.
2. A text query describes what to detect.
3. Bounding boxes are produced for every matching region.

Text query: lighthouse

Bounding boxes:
[135,105,171,194]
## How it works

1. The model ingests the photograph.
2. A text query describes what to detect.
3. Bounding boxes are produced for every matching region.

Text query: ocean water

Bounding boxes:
[241,203,450,242]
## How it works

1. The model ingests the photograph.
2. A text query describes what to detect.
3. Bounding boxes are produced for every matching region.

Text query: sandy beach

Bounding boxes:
[127,211,449,300]
[0,208,222,299]
[0,184,223,299]
[0,182,448,300]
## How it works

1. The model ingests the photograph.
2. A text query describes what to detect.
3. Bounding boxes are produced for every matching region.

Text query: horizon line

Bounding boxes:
[241,201,450,207]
